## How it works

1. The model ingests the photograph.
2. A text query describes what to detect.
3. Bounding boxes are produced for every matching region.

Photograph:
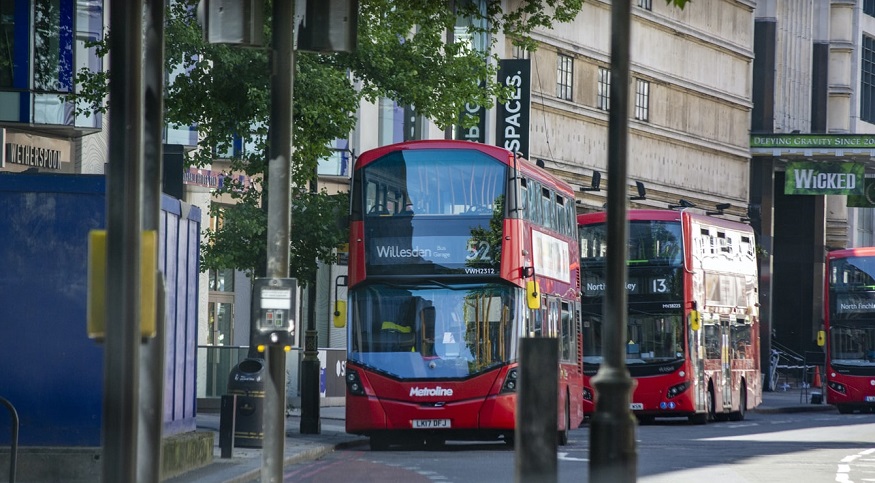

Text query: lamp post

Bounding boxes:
[589,1,637,482]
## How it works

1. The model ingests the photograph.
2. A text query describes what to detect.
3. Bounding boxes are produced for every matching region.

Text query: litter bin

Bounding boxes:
[226,358,266,448]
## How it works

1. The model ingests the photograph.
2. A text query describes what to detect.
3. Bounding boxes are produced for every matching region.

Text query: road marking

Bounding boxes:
[837,448,875,483]
[558,452,588,462]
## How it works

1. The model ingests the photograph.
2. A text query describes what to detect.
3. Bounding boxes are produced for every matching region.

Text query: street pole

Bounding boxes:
[138,0,166,481]
[103,0,143,481]
[589,1,637,482]
[263,0,294,480]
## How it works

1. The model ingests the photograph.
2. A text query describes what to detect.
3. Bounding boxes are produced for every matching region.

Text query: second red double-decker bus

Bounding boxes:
[824,247,875,413]
[343,140,584,449]
[578,209,762,423]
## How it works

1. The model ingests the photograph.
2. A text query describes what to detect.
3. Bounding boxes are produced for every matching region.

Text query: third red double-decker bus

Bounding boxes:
[343,140,583,449]
[824,247,875,413]
[578,209,762,423]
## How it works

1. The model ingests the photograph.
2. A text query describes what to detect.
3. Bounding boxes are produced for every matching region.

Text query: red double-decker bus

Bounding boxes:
[824,247,875,413]
[578,209,761,423]
[344,140,584,449]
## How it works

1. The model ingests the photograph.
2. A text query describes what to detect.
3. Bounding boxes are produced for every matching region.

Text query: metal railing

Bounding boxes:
[770,340,805,391]
[198,345,251,398]
[768,341,826,404]
[0,396,19,483]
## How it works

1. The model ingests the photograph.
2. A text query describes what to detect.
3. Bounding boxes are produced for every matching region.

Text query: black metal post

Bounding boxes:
[515,338,558,483]
[589,1,637,482]
[300,287,321,434]
[301,183,321,434]
[219,395,237,458]
[263,0,295,480]
[103,0,144,481]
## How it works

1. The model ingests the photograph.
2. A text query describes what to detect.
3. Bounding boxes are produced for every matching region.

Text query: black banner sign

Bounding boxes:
[496,59,531,158]
[456,81,486,143]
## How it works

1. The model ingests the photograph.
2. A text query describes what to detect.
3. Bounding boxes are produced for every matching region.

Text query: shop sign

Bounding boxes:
[784,161,864,195]
[4,142,62,170]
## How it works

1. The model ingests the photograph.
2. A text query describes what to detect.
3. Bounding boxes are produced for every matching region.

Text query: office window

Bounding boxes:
[634,79,650,122]
[378,97,404,145]
[638,0,652,10]
[513,43,529,59]
[863,36,875,124]
[858,209,875,247]
[557,53,573,101]
[597,67,610,110]
[866,0,875,17]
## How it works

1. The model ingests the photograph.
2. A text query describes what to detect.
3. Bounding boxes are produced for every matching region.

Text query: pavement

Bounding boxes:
[167,388,835,483]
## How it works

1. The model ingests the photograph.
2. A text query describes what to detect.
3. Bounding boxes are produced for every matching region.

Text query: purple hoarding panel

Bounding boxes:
[0,175,201,445]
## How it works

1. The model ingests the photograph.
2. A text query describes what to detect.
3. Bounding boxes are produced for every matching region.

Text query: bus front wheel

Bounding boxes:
[370,435,390,451]
[689,387,714,425]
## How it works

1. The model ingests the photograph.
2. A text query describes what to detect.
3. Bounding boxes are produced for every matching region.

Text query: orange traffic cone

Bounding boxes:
[813,365,822,388]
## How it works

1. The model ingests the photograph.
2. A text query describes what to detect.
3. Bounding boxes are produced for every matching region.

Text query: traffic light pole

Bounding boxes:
[263,0,295,481]
[589,1,637,482]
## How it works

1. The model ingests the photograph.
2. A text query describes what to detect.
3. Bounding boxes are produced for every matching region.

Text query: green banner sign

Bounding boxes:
[752,134,875,149]
[784,161,864,195]
[848,178,875,208]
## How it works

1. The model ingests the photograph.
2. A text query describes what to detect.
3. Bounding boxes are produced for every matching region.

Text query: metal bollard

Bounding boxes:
[515,338,558,483]
[219,394,237,458]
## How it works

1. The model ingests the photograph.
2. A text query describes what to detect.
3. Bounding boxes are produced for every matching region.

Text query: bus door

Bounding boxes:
[720,315,732,410]
[547,298,560,338]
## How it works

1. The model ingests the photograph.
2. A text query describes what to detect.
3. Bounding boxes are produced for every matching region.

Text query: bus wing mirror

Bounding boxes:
[689,310,701,331]
[333,275,348,328]
[817,330,825,347]
[526,280,541,310]
[333,300,347,328]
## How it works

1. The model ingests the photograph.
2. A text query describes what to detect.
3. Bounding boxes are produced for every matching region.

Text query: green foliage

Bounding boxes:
[201,188,348,285]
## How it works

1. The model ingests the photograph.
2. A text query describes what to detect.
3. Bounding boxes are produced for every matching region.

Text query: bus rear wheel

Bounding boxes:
[728,383,746,421]
[558,396,570,446]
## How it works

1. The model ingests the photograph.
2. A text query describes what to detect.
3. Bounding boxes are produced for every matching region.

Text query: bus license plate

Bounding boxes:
[630,403,644,410]
[412,419,451,429]
[866,396,875,402]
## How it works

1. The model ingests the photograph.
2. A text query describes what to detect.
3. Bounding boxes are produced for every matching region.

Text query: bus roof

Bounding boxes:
[827,246,875,260]
[578,208,753,233]
[354,140,574,197]
[578,209,682,225]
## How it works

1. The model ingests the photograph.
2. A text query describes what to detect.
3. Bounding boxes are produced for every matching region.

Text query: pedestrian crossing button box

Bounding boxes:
[252,277,296,347]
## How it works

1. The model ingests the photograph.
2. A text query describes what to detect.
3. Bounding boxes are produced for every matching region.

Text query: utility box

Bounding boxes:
[198,0,264,46]
[296,0,358,53]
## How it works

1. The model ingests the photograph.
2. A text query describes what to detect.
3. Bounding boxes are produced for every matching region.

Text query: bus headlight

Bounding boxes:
[501,368,519,393]
[345,369,365,396]
[828,381,846,394]
[583,387,594,402]
[666,381,691,399]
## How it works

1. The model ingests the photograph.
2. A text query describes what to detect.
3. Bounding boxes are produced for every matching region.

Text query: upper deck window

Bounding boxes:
[362,149,507,217]
[581,220,682,266]
[830,256,875,290]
